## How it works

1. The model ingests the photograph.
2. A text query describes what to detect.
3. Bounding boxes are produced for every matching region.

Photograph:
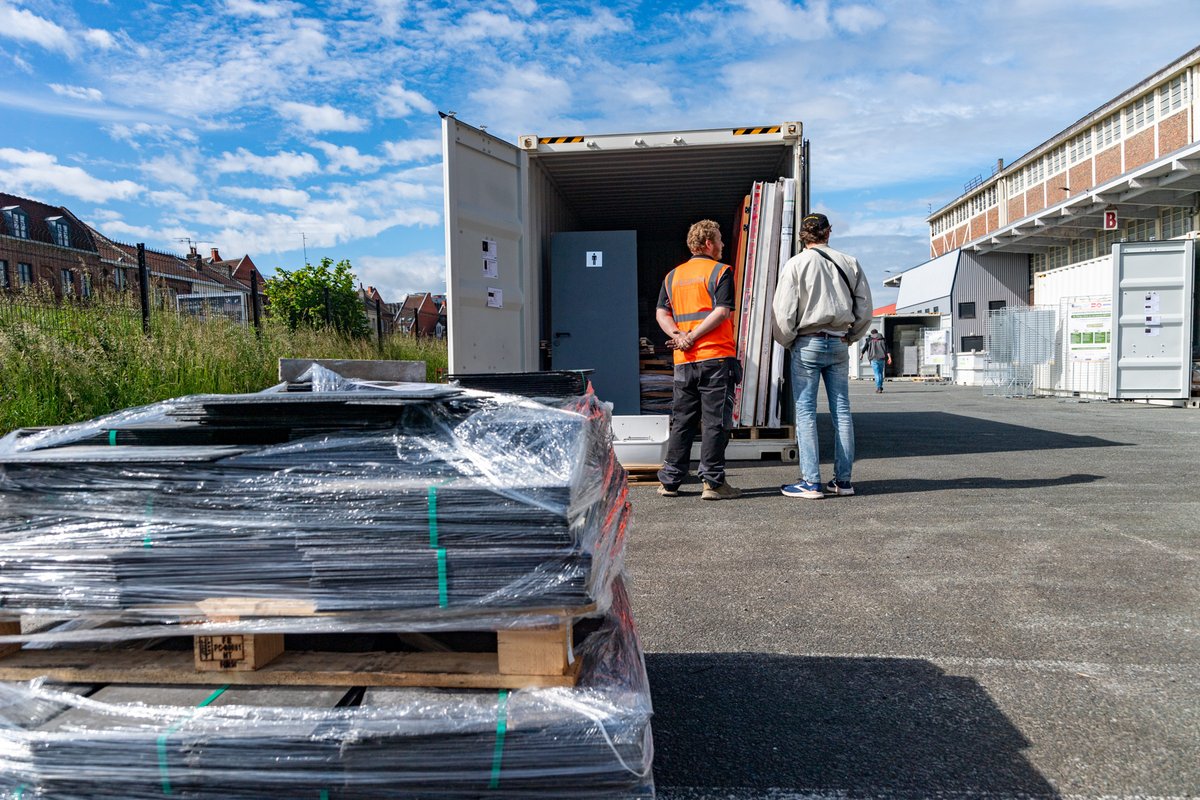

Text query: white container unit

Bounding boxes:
[1033,254,1115,397]
[442,117,807,460]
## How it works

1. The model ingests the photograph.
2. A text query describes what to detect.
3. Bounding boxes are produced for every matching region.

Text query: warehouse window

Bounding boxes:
[1126,218,1156,241]
[1159,73,1189,116]
[1030,252,1047,273]
[1124,92,1155,134]
[2,207,29,239]
[1097,113,1121,149]
[1068,131,1093,164]
[1046,145,1066,176]
[17,262,32,286]
[81,272,92,298]
[1069,238,1093,263]
[1096,228,1122,255]
[0,259,7,289]
[988,300,1007,311]
[959,302,976,319]
[60,269,73,296]
[1047,246,1070,270]
[961,335,984,352]
[113,268,126,291]
[1161,207,1191,239]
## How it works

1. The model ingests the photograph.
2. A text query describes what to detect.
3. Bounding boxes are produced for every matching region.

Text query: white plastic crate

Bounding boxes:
[610,415,669,467]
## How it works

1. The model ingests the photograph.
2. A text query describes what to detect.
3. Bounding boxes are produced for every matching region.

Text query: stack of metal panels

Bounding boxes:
[0,385,627,621]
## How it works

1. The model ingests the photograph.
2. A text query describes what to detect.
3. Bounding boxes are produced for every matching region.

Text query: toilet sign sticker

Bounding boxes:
[483,238,498,278]
[586,251,603,268]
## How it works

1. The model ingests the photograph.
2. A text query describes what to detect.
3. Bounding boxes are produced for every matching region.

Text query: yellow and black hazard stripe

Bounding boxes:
[732,125,781,135]
[538,135,586,144]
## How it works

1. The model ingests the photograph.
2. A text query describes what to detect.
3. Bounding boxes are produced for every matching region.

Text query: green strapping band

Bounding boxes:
[157,685,228,794]
[320,791,330,800]
[15,785,24,799]
[436,547,448,608]
[108,429,117,446]
[427,486,439,547]
[488,689,510,789]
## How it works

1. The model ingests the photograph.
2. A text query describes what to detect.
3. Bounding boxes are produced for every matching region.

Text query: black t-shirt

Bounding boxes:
[657,263,735,312]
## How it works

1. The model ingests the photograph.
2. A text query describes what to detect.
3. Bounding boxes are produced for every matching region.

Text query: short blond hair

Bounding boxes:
[687,220,720,254]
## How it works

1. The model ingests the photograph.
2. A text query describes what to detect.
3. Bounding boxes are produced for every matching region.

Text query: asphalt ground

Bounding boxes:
[625,380,1199,800]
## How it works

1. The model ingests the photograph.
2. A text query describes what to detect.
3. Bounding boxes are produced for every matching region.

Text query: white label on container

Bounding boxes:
[586,251,603,268]
[487,287,503,308]
[483,258,498,278]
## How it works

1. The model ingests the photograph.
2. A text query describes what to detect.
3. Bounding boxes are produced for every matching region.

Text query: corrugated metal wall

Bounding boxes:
[952,251,1030,349]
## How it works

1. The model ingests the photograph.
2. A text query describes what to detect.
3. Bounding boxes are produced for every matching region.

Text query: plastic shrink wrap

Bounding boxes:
[0,579,653,799]
[0,377,629,638]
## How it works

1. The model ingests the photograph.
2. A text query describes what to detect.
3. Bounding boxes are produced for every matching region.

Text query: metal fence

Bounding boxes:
[983,306,1057,397]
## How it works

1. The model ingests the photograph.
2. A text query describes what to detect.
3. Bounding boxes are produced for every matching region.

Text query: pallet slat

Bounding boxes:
[0,647,581,689]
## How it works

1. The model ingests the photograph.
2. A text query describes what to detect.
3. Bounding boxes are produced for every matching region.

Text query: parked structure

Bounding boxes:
[0,192,104,297]
[885,46,1200,396]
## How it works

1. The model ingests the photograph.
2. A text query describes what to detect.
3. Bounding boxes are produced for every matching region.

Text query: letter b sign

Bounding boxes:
[1103,210,1119,230]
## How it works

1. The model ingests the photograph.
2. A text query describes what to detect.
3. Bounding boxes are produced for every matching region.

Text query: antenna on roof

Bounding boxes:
[302,232,308,266]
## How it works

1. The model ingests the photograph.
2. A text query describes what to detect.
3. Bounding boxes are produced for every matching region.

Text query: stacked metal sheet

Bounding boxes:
[0,383,628,623]
[0,582,654,799]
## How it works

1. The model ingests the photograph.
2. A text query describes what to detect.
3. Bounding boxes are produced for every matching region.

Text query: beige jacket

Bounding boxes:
[771,244,873,347]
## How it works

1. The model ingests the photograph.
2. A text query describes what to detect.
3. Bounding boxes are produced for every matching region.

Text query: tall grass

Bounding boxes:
[0,293,448,434]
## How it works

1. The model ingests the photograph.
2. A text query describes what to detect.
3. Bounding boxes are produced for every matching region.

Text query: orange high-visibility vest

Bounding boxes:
[665,256,736,364]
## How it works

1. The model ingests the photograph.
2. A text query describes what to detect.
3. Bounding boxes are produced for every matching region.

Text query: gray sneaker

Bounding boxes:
[701,480,741,501]
[657,484,680,497]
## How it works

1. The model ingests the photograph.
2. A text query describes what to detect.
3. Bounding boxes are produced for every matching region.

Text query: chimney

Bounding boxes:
[187,246,201,268]
[210,247,221,262]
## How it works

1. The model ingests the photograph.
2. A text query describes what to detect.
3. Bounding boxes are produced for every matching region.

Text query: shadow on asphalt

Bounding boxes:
[647,652,1060,798]
[724,473,1106,498]
[788,410,1126,460]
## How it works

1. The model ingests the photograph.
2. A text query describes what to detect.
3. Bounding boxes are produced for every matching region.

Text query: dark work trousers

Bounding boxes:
[657,357,733,488]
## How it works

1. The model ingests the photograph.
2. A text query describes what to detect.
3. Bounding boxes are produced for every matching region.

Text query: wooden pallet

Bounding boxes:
[0,603,593,689]
[623,464,662,484]
[0,621,580,689]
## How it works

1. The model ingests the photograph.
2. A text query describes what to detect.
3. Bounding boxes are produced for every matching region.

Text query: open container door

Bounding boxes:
[442,114,536,373]
[1109,239,1195,400]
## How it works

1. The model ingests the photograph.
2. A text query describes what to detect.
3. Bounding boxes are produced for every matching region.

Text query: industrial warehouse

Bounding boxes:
[877,45,1200,403]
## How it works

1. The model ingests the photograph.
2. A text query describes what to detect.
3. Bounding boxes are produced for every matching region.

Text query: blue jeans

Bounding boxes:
[791,335,854,484]
[871,358,886,390]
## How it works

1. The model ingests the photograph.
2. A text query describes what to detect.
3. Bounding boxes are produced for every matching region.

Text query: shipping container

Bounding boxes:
[441,115,806,422]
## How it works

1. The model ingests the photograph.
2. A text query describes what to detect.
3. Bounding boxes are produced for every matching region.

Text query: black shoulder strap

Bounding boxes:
[810,247,859,318]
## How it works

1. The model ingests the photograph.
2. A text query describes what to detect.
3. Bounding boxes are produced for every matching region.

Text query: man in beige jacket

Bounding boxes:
[772,212,873,499]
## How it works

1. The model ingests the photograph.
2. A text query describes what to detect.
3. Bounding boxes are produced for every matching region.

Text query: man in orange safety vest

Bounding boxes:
[654,219,741,501]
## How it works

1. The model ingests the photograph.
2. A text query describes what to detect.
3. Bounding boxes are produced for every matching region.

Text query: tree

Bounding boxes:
[264,257,370,336]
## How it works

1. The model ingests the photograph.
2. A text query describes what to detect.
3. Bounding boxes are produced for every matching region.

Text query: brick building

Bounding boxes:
[883,46,1200,372]
[396,292,439,336]
[925,45,1200,275]
[0,193,106,297]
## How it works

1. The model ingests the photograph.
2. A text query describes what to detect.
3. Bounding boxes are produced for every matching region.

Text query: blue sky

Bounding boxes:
[2,1,1198,305]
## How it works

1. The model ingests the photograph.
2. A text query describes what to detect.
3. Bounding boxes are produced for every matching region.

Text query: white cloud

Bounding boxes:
[356,252,446,300]
[378,82,436,118]
[213,147,321,179]
[105,122,199,146]
[225,0,299,18]
[381,138,441,163]
[728,0,833,42]
[314,142,385,174]
[833,4,886,34]
[139,152,201,192]
[440,10,527,44]
[83,28,116,49]
[0,5,74,54]
[0,148,143,202]
[223,186,311,207]
[467,66,572,133]
[278,101,367,132]
[565,7,631,41]
[49,83,103,102]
